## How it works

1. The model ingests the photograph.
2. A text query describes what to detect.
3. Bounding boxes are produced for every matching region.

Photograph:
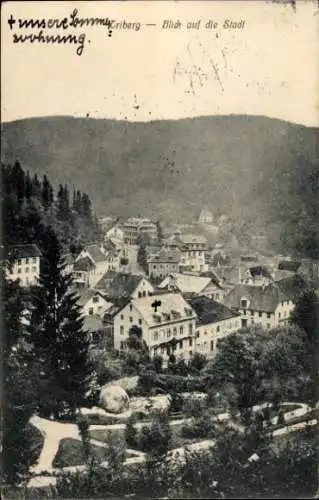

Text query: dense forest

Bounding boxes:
[1,161,102,254]
[2,114,318,258]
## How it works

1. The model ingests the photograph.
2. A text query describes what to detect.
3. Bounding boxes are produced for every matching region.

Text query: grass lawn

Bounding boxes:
[52,438,135,468]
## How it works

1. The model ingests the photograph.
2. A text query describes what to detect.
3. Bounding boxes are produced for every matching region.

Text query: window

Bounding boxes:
[89,307,94,315]
[153,331,159,341]
[129,316,133,323]
[25,267,29,273]
[204,330,207,335]
[32,266,37,272]
[250,310,254,316]
[241,299,247,308]
[189,338,193,347]
[129,305,133,311]
[278,312,281,319]
[243,310,246,315]
[267,312,271,319]
[138,291,142,298]
[189,350,193,357]
[216,325,220,333]
[32,257,37,263]
[267,323,271,329]
[120,341,124,349]
[180,326,183,335]
[179,340,183,349]
[18,268,22,274]
[173,327,177,337]
[93,296,99,303]
[259,312,262,318]
[167,329,171,338]
[143,291,146,297]
[138,319,142,325]
[25,258,29,264]
[211,340,214,351]
[120,326,124,335]
[189,323,193,334]
[18,259,22,266]
[120,314,124,320]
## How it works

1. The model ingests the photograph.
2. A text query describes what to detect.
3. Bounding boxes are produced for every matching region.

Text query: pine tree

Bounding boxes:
[41,174,53,210]
[11,161,25,203]
[32,173,42,199]
[1,263,39,485]
[25,170,33,199]
[137,243,148,275]
[29,226,93,419]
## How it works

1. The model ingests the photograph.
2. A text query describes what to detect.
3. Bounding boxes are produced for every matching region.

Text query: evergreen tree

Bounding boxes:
[32,173,42,199]
[24,170,33,199]
[137,244,148,274]
[1,263,39,485]
[11,161,25,203]
[41,174,53,210]
[156,220,164,241]
[29,226,93,419]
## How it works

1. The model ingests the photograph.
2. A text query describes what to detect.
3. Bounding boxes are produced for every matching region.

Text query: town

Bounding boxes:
[1,161,318,498]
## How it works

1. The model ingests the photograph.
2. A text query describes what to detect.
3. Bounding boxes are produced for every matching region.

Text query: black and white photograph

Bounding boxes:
[1,1,318,498]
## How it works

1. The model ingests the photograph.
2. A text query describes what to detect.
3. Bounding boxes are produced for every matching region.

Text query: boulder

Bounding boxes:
[99,384,130,414]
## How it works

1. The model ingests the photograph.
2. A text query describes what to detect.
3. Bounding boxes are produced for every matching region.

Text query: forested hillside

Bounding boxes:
[1,161,102,253]
[1,114,318,257]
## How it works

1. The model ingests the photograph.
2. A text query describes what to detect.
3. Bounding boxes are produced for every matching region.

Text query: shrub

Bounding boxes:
[125,415,138,448]
[137,411,172,458]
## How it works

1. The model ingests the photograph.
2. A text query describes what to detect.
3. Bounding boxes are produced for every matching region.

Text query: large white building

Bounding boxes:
[224,283,296,330]
[188,295,241,356]
[5,244,41,287]
[165,234,208,273]
[108,292,198,361]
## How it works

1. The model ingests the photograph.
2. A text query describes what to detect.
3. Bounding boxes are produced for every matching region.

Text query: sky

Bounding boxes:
[1,0,318,126]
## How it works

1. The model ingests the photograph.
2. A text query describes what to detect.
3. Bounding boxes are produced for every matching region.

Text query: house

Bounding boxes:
[110,292,197,361]
[4,244,41,287]
[198,209,214,225]
[75,244,110,286]
[224,283,295,330]
[95,271,155,301]
[120,217,157,246]
[148,249,180,279]
[179,234,209,273]
[187,295,241,356]
[73,257,96,287]
[158,272,224,302]
[76,289,113,317]
[104,222,124,244]
[83,315,112,348]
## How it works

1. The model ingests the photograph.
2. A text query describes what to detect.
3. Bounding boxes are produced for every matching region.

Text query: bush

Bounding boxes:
[125,415,138,448]
[137,411,172,458]
[181,413,217,440]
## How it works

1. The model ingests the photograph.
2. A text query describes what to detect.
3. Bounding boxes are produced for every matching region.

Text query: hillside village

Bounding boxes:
[5,209,316,364]
[1,162,318,499]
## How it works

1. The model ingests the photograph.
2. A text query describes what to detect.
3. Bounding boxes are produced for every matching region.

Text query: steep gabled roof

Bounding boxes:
[7,244,42,260]
[76,289,105,307]
[85,245,108,263]
[276,275,309,302]
[73,256,96,272]
[188,295,240,326]
[130,292,197,327]
[224,283,288,313]
[105,272,146,299]
[159,273,211,294]
[95,270,119,290]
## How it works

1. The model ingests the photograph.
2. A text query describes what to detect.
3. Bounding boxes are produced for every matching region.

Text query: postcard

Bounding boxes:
[1,1,318,498]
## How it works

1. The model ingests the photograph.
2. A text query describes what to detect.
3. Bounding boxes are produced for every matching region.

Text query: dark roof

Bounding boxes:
[224,283,288,313]
[148,249,180,264]
[95,270,119,290]
[76,289,104,306]
[276,275,309,302]
[105,272,144,299]
[103,239,117,253]
[7,244,41,260]
[278,260,301,272]
[73,256,96,272]
[85,245,107,263]
[199,270,223,288]
[187,295,240,326]
[249,265,273,280]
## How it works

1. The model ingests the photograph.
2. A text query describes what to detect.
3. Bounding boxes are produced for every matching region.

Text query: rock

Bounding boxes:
[130,395,171,417]
[99,385,130,414]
